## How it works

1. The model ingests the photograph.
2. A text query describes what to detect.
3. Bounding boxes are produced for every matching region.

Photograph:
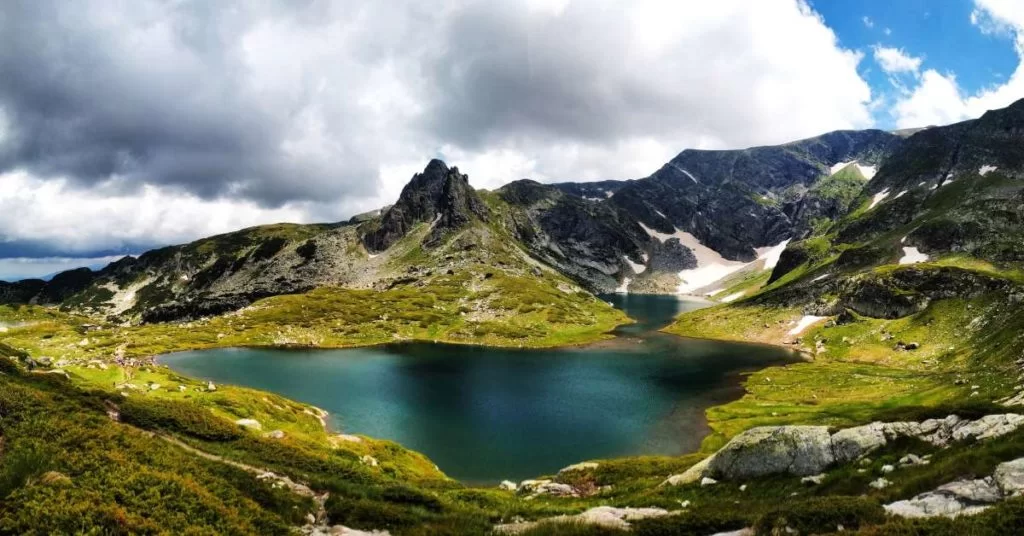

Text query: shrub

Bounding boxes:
[752,496,885,534]
[119,397,244,441]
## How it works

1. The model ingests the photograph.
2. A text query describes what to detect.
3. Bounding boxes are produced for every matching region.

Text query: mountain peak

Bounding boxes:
[361,160,488,252]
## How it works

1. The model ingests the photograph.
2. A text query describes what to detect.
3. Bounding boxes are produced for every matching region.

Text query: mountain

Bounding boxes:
[0,125,912,317]
[666,98,1024,462]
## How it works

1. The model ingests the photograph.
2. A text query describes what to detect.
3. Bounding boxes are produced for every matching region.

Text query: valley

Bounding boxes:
[3,99,1024,534]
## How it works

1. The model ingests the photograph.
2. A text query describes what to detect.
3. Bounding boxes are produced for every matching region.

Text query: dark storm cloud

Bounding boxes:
[0,0,381,206]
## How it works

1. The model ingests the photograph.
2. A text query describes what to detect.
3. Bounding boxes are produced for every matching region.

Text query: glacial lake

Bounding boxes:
[161,294,797,483]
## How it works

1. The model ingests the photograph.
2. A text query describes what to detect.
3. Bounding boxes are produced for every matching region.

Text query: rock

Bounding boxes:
[235,418,262,430]
[494,506,670,533]
[149,383,161,391]
[335,434,362,443]
[702,426,835,480]
[498,480,518,492]
[739,484,748,492]
[831,422,887,462]
[264,430,286,439]
[663,456,711,486]
[994,458,1024,496]
[360,455,379,467]
[701,477,718,487]
[869,478,892,490]
[950,414,1024,442]
[206,381,217,392]
[801,474,826,485]
[178,385,187,392]
[881,464,895,474]
[905,342,920,350]
[558,461,598,473]
[937,478,1002,503]
[304,513,316,525]
[884,478,999,519]
[536,482,576,497]
[899,454,924,466]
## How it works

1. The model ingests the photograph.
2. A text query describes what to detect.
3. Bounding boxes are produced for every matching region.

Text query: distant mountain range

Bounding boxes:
[10,97,1024,328]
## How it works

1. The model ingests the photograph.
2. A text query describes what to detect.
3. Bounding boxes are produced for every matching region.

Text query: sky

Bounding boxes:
[0,0,1022,280]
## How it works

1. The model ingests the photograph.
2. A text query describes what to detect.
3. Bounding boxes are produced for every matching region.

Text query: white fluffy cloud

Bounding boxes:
[893,0,1024,128]
[873,46,923,74]
[0,170,316,256]
[0,0,875,277]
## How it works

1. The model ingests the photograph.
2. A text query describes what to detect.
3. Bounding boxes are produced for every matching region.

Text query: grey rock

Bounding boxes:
[831,422,887,462]
[994,458,1024,496]
[704,426,835,479]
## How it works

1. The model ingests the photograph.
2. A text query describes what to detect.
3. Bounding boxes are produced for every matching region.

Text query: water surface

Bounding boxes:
[162,294,795,483]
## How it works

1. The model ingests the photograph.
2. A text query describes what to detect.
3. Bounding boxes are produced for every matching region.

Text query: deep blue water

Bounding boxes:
[161,294,795,483]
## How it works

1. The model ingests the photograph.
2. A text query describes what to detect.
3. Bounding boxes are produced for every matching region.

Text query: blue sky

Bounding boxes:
[813,0,1022,128]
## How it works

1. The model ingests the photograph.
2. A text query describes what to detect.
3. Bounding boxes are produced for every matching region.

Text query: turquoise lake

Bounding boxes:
[160,294,796,483]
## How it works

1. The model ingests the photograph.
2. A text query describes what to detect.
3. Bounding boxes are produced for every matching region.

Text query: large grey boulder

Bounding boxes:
[705,426,834,480]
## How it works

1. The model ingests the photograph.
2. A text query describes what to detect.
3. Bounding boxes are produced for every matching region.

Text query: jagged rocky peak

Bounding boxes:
[361,159,489,252]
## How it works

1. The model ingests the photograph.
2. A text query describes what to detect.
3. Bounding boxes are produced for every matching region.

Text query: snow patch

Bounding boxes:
[604,190,614,198]
[893,190,907,200]
[756,239,791,271]
[788,316,826,336]
[705,288,725,297]
[654,209,667,219]
[899,247,929,265]
[615,277,631,294]
[980,165,998,176]
[856,164,877,179]
[670,163,699,183]
[868,189,891,210]
[367,253,379,259]
[721,291,745,303]
[811,273,830,282]
[623,255,647,274]
[830,161,853,174]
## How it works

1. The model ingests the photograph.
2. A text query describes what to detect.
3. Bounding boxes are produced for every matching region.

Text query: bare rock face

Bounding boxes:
[362,159,488,252]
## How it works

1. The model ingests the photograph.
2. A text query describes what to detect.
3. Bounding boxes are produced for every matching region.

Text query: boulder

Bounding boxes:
[264,430,286,439]
[994,458,1024,496]
[360,455,379,467]
[498,480,518,492]
[831,422,887,462]
[704,426,835,479]
[951,414,1024,443]
[884,478,998,519]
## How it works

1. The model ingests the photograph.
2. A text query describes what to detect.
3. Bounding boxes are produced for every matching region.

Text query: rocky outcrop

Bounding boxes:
[498,179,651,292]
[665,414,1024,485]
[362,160,488,252]
[885,456,1024,519]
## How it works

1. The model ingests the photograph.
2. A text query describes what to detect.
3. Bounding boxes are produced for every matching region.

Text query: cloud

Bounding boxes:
[873,46,923,74]
[892,0,1024,128]
[0,0,874,263]
[0,170,315,258]
[863,16,875,28]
